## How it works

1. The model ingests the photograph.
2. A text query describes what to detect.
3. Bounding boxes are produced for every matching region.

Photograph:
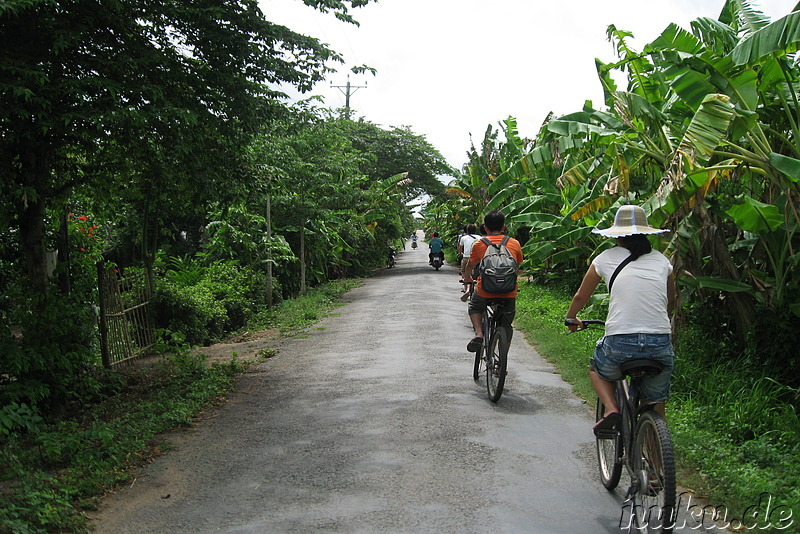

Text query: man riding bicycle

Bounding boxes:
[463,210,523,353]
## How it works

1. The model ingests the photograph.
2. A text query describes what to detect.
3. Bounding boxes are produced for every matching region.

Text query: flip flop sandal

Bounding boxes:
[467,337,483,353]
[593,411,621,438]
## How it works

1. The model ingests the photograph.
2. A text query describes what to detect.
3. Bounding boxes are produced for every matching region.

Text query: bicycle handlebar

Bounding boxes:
[564,318,605,332]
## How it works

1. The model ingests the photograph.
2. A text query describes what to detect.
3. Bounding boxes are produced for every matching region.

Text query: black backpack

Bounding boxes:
[478,236,518,293]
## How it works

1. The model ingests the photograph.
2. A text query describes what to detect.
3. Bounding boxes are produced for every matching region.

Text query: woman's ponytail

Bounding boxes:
[618,234,652,260]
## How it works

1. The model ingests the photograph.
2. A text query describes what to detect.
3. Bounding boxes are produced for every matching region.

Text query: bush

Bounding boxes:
[151,259,274,345]
[151,280,227,345]
[0,292,98,420]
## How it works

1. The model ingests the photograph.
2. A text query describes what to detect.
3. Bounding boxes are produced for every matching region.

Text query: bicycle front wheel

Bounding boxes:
[485,327,508,402]
[595,399,623,489]
[632,410,677,534]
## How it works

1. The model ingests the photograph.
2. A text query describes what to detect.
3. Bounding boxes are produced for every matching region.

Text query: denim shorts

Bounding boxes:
[590,333,674,403]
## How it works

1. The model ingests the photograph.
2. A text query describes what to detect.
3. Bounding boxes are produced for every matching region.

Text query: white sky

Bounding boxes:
[260,0,795,170]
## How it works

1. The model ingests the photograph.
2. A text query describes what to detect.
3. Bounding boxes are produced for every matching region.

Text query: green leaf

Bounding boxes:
[731,11,800,65]
[769,152,800,182]
[725,197,784,234]
[679,276,753,293]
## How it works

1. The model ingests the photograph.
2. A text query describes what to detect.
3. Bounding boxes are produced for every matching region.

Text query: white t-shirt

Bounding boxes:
[459,234,480,257]
[592,246,673,336]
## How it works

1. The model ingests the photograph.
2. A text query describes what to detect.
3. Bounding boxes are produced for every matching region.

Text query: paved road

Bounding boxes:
[91,234,705,533]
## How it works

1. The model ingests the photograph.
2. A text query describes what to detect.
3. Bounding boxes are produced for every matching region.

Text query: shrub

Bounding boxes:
[151,280,227,345]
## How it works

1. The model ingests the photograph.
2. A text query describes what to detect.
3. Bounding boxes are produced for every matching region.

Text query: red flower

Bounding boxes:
[77,216,87,221]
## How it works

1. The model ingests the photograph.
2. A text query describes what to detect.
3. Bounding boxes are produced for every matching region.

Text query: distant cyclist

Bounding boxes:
[458,223,480,294]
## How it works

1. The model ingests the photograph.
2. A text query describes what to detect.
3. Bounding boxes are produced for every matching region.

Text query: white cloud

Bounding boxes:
[261,0,796,169]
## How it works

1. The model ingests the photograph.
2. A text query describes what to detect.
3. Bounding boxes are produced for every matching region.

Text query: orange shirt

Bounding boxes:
[469,235,524,298]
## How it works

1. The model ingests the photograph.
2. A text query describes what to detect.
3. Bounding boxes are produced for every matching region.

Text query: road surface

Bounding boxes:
[91,233,709,533]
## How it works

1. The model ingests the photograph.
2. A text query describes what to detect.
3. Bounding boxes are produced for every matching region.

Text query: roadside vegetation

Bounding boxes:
[514,281,800,530]
[0,279,359,534]
[3,0,800,532]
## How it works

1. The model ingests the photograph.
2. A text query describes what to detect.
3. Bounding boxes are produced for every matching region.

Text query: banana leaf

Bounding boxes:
[679,276,754,293]
[769,152,800,182]
[725,196,784,234]
[731,11,800,65]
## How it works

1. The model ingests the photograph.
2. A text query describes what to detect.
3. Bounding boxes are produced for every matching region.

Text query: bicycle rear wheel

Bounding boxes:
[595,399,623,489]
[485,326,508,402]
[632,410,677,534]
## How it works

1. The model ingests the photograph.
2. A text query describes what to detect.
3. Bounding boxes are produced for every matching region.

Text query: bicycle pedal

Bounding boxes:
[596,429,618,439]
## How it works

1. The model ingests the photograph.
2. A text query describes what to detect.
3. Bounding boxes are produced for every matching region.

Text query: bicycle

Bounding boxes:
[472,294,509,402]
[567,319,677,534]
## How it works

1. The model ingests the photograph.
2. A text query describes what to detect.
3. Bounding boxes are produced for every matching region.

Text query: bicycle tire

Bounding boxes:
[631,410,677,534]
[595,399,623,489]
[485,325,508,402]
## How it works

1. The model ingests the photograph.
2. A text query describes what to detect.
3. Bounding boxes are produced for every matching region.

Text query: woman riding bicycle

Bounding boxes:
[565,205,676,436]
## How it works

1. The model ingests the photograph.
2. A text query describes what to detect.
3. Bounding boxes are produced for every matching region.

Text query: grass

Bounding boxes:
[513,281,800,532]
[0,279,362,534]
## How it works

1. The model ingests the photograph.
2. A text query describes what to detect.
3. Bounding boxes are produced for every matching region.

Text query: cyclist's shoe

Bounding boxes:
[593,411,621,438]
[460,292,470,302]
[467,337,483,352]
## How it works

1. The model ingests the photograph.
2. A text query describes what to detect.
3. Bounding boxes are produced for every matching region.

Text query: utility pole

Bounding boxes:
[331,74,367,119]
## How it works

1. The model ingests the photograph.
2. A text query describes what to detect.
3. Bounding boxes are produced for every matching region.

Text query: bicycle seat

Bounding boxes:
[619,358,664,379]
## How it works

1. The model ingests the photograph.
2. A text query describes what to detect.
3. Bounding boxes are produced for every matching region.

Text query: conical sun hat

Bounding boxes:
[591,205,669,237]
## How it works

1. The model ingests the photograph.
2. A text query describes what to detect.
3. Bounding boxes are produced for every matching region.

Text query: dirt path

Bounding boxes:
[90,234,709,533]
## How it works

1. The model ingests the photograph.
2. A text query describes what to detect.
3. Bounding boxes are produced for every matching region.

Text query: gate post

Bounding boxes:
[97,261,111,368]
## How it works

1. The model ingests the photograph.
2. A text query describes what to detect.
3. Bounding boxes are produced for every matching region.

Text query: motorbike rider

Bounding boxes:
[428,232,444,265]
[387,244,397,267]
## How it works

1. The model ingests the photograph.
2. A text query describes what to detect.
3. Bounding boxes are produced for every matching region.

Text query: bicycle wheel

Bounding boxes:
[595,399,623,489]
[485,325,508,402]
[631,410,677,534]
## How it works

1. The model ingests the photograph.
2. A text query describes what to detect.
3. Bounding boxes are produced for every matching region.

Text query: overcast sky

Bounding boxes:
[261,0,795,171]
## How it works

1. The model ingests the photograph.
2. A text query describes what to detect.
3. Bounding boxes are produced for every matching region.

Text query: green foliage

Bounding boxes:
[249,278,361,334]
[0,292,98,414]
[0,347,242,534]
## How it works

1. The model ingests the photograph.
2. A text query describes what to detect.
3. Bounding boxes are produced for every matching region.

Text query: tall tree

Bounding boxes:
[0,0,371,299]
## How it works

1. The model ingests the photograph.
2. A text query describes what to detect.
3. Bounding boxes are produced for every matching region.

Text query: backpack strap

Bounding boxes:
[607,255,634,293]
[480,236,510,249]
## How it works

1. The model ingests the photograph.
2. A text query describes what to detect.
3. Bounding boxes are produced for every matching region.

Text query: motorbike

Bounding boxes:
[411,240,418,249]
[386,246,397,268]
[430,252,443,271]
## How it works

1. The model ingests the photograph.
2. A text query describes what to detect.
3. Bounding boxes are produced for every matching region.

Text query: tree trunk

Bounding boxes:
[19,147,52,303]
[700,216,756,348]
[20,197,49,300]
[300,218,306,296]
[266,194,273,307]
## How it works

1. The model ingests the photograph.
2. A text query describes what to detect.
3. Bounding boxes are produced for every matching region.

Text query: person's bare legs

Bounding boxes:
[590,369,618,414]
[470,313,483,339]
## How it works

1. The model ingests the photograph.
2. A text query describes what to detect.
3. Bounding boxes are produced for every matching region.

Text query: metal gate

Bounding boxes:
[97,263,155,368]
